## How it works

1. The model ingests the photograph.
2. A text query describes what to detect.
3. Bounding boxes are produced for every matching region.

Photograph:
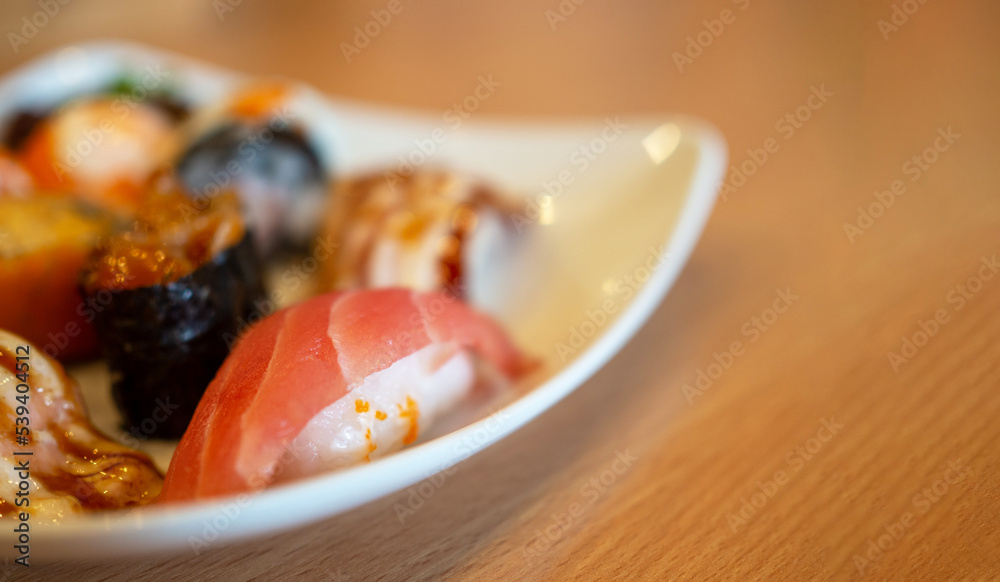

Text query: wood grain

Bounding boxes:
[1,0,998,580]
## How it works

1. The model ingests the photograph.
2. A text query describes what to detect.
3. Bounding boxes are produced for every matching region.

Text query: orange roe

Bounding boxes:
[81,176,244,294]
[398,396,419,445]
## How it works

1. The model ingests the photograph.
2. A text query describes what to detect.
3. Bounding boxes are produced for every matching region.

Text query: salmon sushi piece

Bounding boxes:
[159,288,531,502]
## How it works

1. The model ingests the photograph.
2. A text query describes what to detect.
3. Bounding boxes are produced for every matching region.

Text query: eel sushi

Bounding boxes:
[0,329,162,521]
[159,288,532,502]
[79,175,265,438]
[316,170,523,305]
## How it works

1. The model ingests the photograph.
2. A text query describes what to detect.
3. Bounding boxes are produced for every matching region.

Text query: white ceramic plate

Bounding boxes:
[0,42,726,559]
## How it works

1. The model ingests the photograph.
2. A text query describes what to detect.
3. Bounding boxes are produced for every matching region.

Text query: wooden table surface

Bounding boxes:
[2,0,999,580]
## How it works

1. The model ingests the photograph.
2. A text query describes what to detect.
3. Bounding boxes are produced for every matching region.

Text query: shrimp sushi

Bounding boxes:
[159,288,532,502]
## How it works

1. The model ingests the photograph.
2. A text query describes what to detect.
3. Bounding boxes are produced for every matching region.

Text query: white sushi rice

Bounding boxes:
[275,343,476,482]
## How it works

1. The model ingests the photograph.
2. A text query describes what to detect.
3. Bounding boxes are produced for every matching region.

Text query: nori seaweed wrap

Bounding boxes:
[80,176,265,438]
[175,83,328,255]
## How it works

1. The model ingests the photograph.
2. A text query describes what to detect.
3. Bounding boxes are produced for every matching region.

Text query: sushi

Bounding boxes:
[79,175,265,438]
[0,195,114,360]
[159,288,532,502]
[0,329,162,520]
[316,170,523,305]
[175,83,328,255]
[3,73,188,215]
[17,95,181,214]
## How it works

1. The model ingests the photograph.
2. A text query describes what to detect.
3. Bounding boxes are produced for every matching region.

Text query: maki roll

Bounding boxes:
[79,175,265,438]
[176,83,328,255]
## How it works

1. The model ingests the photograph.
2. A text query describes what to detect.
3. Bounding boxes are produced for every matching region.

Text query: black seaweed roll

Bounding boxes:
[80,176,265,439]
[175,83,328,255]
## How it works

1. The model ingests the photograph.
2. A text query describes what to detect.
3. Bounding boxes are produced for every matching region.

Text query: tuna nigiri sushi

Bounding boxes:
[159,288,531,502]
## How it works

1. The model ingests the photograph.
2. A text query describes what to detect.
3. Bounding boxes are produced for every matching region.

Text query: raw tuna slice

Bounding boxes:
[159,288,530,502]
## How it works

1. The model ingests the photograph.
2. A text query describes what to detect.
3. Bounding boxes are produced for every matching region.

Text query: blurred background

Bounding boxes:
[2,1,999,580]
[2,0,996,264]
